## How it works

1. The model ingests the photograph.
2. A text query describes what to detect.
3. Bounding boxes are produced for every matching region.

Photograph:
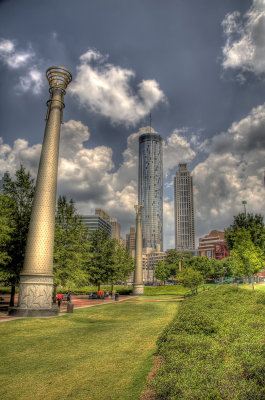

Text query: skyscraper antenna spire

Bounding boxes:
[150,112,152,133]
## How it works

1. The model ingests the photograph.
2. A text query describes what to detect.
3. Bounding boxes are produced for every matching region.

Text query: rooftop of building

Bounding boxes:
[199,230,225,242]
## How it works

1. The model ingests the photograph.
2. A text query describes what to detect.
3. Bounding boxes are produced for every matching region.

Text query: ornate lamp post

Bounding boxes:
[9,66,72,317]
[133,205,144,296]
[242,200,247,219]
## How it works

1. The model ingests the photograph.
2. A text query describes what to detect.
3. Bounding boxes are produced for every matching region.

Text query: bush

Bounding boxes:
[152,286,265,399]
[56,285,133,295]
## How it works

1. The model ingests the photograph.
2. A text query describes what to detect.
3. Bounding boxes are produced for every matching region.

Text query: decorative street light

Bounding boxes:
[9,66,72,317]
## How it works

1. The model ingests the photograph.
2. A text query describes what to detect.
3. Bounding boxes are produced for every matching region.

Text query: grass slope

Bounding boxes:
[152,286,265,400]
[0,298,178,400]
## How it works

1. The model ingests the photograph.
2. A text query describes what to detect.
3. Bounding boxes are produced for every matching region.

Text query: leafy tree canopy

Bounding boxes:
[188,256,212,279]
[166,249,194,266]
[108,240,135,286]
[225,213,265,252]
[230,228,265,289]
[53,196,90,287]
[154,261,171,284]
[177,267,204,294]
[0,166,35,305]
[0,194,14,267]
[86,229,115,291]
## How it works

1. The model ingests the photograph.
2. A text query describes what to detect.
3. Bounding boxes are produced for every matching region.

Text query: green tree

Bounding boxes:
[189,256,213,279]
[53,196,90,288]
[166,249,193,265]
[230,228,265,290]
[209,258,226,280]
[108,241,135,291]
[225,213,265,252]
[0,194,14,268]
[86,229,115,291]
[218,257,234,279]
[165,249,194,277]
[177,267,204,295]
[154,261,171,285]
[0,166,35,306]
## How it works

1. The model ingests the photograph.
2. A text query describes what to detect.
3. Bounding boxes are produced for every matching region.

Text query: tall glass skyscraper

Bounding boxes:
[138,130,163,251]
[174,163,195,251]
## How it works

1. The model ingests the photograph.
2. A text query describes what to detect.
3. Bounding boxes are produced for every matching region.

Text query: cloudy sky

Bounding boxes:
[0,0,265,249]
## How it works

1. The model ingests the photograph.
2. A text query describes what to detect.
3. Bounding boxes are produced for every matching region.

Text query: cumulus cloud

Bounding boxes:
[210,103,265,153]
[163,128,196,174]
[0,120,136,237]
[3,108,264,248]
[0,123,196,246]
[18,68,44,95]
[222,0,265,77]
[69,49,165,126]
[163,199,175,249]
[0,38,33,68]
[0,38,44,94]
[193,102,265,239]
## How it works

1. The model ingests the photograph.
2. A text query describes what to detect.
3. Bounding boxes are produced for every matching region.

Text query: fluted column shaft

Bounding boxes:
[133,205,144,295]
[22,89,63,277]
[9,67,72,317]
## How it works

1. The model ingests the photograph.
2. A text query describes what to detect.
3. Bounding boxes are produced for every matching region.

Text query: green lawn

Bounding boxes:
[144,284,187,296]
[128,294,184,301]
[0,298,178,400]
[240,283,265,291]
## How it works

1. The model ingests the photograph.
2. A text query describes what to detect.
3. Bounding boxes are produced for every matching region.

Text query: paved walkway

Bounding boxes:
[0,294,184,323]
[0,295,132,322]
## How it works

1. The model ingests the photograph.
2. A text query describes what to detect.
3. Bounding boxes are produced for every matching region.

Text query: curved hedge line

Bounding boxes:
[152,286,265,400]
[56,286,133,295]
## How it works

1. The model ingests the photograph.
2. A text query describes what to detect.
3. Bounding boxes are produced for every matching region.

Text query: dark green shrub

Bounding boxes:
[152,287,265,399]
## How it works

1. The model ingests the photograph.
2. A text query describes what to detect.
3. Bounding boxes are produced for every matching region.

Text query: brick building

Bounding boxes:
[198,230,230,260]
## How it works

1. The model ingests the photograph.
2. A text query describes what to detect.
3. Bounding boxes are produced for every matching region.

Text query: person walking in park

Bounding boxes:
[57,293,63,307]
[67,292,72,303]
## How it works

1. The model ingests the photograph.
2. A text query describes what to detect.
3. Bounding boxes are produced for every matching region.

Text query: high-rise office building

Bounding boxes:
[110,217,121,240]
[126,226,136,258]
[138,129,163,251]
[174,163,195,251]
[81,215,112,237]
[95,208,110,221]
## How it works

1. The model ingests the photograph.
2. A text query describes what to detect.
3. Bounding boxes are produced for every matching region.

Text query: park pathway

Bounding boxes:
[0,294,132,322]
[0,294,184,322]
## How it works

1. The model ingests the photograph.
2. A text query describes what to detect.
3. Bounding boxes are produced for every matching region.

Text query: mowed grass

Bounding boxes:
[0,299,178,400]
[144,285,186,296]
[241,283,265,291]
[129,294,184,301]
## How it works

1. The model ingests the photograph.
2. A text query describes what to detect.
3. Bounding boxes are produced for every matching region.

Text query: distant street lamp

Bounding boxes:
[242,200,247,219]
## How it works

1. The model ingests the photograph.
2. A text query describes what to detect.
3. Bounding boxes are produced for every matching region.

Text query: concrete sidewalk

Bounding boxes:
[0,294,133,322]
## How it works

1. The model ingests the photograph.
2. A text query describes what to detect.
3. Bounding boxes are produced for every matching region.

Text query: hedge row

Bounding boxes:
[152,286,265,400]
[56,286,133,295]
[0,286,133,295]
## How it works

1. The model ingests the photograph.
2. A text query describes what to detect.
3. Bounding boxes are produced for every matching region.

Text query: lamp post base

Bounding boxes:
[133,284,145,296]
[8,304,59,318]
[8,274,58,317]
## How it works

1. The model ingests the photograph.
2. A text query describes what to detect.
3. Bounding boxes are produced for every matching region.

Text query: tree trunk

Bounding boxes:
[97,282,101,292]
[251,274,255,291]
[9,283,16,307]
[111,283,114,295]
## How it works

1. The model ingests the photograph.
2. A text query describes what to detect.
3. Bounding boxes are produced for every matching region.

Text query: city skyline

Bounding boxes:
[0,0,265,249]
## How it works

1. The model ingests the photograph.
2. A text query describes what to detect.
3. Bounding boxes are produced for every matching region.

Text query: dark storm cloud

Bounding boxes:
[210,103,265,153]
